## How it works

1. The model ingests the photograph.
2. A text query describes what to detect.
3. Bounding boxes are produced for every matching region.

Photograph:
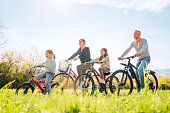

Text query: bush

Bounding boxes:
[0,51,38,88]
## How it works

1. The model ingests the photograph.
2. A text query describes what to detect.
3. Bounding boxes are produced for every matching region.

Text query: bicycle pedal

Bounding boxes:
[119,82,124,86]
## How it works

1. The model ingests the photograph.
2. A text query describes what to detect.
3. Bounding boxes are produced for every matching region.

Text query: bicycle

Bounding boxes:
[109,55,158,95]
[15,66,59,95]
[51,60,77,93]
[74,62,119,96]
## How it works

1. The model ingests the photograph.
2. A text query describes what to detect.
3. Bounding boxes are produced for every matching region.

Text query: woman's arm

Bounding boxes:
[67,48,80,60]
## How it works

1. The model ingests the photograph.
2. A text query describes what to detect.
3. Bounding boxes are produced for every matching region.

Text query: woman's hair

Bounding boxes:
[79,39,86,45]
[46,49,56,59]
[99,48,108,61]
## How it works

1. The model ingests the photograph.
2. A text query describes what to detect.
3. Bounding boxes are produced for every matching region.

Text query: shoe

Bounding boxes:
[37,90,42,93]
[99,83,106,93]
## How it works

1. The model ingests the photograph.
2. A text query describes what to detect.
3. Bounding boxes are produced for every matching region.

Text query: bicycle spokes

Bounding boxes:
[74,74,94,96]
[145,74,157,91]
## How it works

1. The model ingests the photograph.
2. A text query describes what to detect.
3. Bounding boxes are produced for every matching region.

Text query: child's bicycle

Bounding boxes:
[74,62,119,96]
[15,66,59,95]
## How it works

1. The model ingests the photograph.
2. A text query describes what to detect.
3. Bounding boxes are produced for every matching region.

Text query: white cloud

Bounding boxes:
[70,0,170,12]
[123,10,128,14]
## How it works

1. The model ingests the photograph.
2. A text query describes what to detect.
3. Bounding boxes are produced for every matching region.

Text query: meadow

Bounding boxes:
[0,51,170,113]
[0,88,169,113]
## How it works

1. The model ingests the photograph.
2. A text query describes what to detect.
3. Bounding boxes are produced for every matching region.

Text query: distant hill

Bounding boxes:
[154,68,170,76]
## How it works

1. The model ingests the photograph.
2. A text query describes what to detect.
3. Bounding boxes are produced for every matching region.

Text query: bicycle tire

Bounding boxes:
[109,70,133,95]
[74,73,95,96]
[145,71,158,91]
[51,73,74,89]
[15,83,35,95]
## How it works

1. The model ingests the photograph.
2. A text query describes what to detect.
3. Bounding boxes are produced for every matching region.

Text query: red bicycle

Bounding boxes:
[74,62,119,96]
[16,66,59,95]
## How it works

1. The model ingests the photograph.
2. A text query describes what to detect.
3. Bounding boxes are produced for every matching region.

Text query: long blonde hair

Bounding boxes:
[46,49,56,59]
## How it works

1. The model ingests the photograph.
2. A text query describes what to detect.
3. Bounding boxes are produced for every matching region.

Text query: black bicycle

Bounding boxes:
[109,55,158,95]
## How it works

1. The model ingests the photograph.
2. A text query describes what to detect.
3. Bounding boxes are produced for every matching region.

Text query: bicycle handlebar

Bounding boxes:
[119,55,135,60]
[86,61,104,65]
[65,59,73,65]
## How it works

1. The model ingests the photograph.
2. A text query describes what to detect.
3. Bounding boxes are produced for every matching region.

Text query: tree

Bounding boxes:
[0,49,44,88]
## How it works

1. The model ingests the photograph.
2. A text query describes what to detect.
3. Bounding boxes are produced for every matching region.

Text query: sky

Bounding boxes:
[0,0,170,71]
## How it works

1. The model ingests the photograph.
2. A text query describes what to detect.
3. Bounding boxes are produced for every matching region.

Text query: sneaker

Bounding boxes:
[99,83,106,93]
[37,89,42,93]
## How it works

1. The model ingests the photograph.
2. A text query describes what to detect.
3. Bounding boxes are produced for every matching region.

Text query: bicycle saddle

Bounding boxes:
[104,72,110,76]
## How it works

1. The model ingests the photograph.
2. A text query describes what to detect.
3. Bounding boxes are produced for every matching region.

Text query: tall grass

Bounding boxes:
[0,89,169,113]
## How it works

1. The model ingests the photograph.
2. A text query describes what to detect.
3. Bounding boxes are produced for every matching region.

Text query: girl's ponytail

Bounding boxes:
[46,49,56,59]
[53,54,56,59]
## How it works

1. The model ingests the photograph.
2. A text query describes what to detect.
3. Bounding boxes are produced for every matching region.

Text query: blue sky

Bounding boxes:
[0,0,170,70]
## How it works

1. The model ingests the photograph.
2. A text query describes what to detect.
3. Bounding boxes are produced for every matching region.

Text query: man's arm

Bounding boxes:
[141,39,148,53]
[121,42,133,57]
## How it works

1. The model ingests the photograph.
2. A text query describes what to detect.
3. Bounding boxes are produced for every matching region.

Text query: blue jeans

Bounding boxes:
[136,57,150,91]
[35,72,54,94]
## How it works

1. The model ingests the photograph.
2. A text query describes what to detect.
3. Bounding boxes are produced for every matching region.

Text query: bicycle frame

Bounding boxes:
[88,63,108,85]
[120,57,141,88]
[64,60,77,79]
[68,68,77,79]
[30,67,56,91]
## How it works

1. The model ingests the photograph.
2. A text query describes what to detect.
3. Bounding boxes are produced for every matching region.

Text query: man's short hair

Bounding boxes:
[135,30,141,34]
[79,39,86,45]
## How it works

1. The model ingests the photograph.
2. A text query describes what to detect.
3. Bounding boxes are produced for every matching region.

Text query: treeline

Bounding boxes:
[0,50,43,88]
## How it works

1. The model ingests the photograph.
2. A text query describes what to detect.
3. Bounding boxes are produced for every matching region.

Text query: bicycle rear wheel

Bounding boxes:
[74,73,95,96]
[145,71,158,91]
[15,83,35,95]
[110,70,133,95]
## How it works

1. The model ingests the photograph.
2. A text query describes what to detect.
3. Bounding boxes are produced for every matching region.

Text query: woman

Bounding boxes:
[67,39,92,76]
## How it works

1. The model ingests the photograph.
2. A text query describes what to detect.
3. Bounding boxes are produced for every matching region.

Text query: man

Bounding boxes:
[67,39,92,76]
[118,30,151,92]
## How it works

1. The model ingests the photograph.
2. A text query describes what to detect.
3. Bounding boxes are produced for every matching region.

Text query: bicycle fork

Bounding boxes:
[120,70,128,86]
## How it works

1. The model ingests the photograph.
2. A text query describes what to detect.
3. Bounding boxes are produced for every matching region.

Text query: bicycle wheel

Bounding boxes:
[145,71,158,91]
[51,73,74,93]
[15,83,35,95]
[74,73,95,96]
[106,75,119,95]
[109,70,133,95]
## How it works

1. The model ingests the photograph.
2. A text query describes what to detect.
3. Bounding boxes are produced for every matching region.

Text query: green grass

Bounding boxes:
[0,89,169,113]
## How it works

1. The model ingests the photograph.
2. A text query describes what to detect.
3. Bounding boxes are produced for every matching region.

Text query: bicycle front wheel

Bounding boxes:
[15,83,35,95]
[74,73,95,96]
[110,70,133,96]
[51,73,74,94]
